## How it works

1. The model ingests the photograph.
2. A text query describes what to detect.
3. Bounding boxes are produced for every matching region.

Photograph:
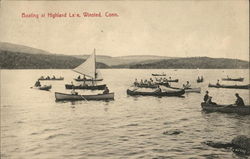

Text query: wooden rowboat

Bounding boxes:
[55,92,114,101]
[201,102,250,115]
[184,87,201,93]
[127,88,185,97]
[208,84,250,90]
[32,85,52,91]
[222,77,244,82]
[65,84,106,90]
[38,77,64,81]
[164,86,201,93]
[197,79,203,83]
[152,73,166,76]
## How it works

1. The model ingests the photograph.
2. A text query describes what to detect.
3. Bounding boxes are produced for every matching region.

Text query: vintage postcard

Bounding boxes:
[0,0,249,158]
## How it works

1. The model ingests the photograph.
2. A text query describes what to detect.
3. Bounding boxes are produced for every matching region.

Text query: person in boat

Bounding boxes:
[40,76,44,80]
[52,75,55,79]
[169,77,172,80]
[77,75,81,79]
[163,78,167,82]
[204,91,217,105]
[71,89,78,95]
[198,76,200,81]
[157,85,162,92]
[165,81,170,87]
[140,79,143,85]
[201,76,203,80]
[216,80,220,86]
[234,93,245,106]
[34,80,41,87]
[103,86,110,94]
[134,78,138,86]
[204,91,209,102]
[183,81,191,89]
[46,76,50,80]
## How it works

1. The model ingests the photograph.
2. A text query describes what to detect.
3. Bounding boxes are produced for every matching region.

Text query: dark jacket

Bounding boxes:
[235,97,245,106]
[204,94,209,102]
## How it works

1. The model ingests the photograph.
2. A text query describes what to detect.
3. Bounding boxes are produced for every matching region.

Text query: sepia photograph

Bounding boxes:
[0,0,249,158]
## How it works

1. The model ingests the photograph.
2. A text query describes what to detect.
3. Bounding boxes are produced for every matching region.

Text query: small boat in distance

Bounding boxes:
[222,77,244,82]
[38,76,64,81]
[32,85,52,91]
[201,102,250,115]
[208,84,250,90]
[197,76,204,83]
[152,73,166,76]
[55,92,114,101]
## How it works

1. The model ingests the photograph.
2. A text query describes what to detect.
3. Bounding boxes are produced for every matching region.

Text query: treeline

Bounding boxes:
[0,51,109,69]
[113,57,249,69]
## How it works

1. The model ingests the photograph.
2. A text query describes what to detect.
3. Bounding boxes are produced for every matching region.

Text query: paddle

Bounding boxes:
[80,95,88,101]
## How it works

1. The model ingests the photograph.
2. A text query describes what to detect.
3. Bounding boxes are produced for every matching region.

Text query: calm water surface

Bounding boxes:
[1,69,250,159]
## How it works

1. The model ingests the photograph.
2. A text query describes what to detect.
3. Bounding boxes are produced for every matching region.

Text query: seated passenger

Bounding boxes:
[71,89,78,95]
[234,93,245,106]
[103,86,110,94]
[183,81,191,89]
[216,80,220,86]
[34,80,41,87]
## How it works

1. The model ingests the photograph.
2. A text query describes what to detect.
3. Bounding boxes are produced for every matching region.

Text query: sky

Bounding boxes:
[0,0,249,60]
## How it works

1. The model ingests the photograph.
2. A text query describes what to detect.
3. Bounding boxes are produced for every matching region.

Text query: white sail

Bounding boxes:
[73,50,96,79]
[96,69,103,80]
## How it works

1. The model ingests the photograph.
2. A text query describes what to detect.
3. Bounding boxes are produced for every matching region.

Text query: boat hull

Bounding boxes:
[127,88,185,97]
[201,102,250,115]
[222,78,244,82]
[197,79,203,83]
[33,85,52,91]
[135,84,158,88]
[208,84,250,90]
[152,74,166,76]
[74,78,103,82]
[65,84,106,90]
[38,78,64,81]
[184,87,201,93]
[55,92,114,101]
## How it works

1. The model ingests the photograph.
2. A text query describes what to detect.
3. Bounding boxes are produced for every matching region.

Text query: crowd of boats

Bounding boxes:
[31,50,250,115]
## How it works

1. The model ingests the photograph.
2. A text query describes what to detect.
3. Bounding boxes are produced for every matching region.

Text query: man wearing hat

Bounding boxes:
[234,93,245,106]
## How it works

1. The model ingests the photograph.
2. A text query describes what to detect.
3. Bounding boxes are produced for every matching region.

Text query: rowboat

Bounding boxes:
[201,102,250,115]
[55,92,114,101]
[135,83,158,88]
[197,79,203,83]
[163,86,201,93]
[38,77,64,81]
[152,73,166,76]
[32,85,52,91]
[65,84,106,90]
[222,77,244,82]
[208,84,250,90]
[184,87,201,93]
[155,78,178,83]
[127,88,185,97]
[74,78,103,82]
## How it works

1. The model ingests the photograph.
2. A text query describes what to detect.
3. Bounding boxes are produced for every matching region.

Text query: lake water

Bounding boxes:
[1,69,250,159]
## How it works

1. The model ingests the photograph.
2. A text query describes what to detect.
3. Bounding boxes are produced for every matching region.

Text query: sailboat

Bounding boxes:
[65,49,106,90]
[55,49,114,101]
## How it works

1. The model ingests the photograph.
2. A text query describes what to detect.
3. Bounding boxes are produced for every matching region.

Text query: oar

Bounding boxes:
[80,95,88,101]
